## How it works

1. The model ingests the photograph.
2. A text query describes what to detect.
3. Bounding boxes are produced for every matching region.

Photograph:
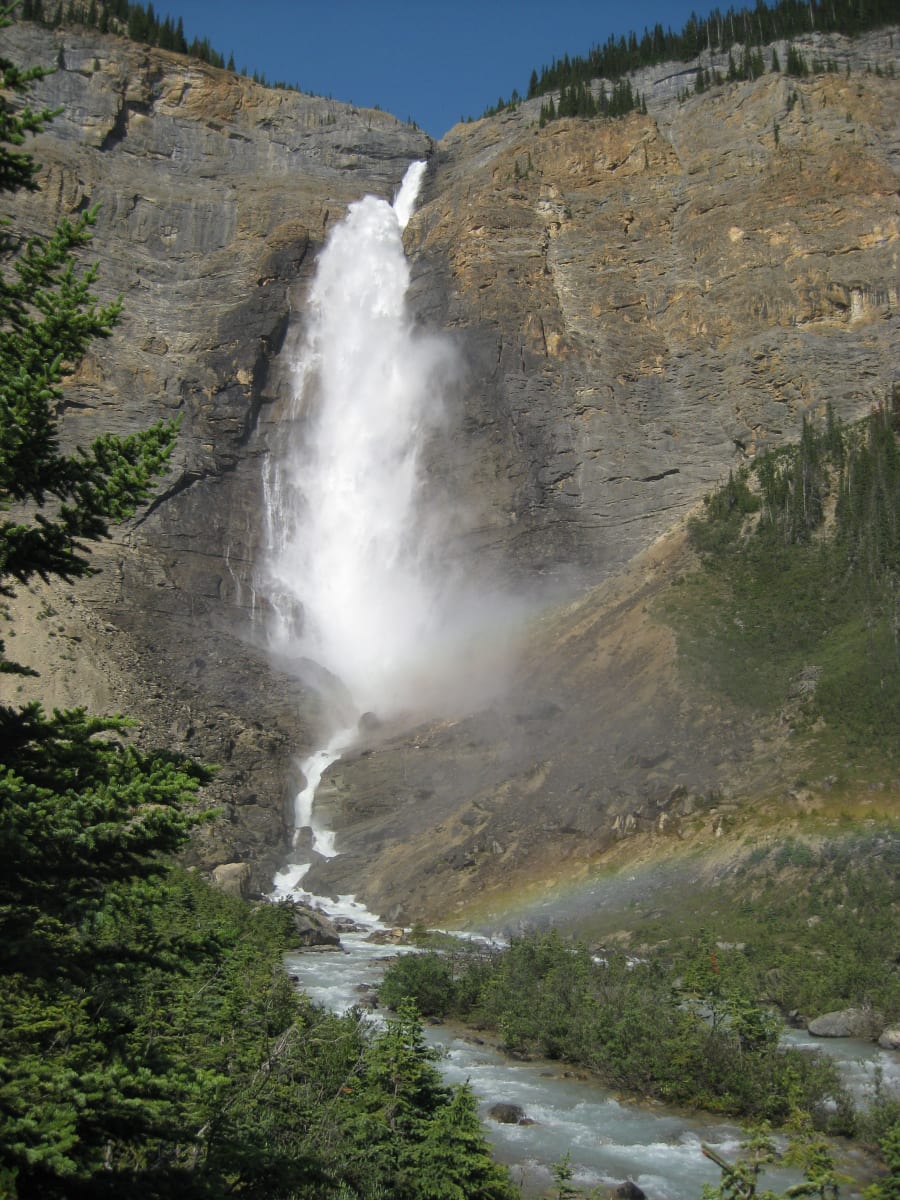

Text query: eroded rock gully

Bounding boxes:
[2,22,897,909]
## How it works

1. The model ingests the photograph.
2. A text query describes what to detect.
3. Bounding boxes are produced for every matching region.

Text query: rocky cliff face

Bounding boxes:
[2,22,431,887]
[405,28,898,579]
[3,21,897,912]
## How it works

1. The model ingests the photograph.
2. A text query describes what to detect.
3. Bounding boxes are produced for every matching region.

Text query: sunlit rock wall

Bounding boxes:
[406,27,898,579]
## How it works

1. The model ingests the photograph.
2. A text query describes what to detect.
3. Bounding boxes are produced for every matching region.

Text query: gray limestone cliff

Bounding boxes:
[2,21,897,912]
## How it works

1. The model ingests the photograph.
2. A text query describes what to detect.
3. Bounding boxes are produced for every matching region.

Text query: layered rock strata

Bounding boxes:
[3,22,897,908]
[407,30,898,577]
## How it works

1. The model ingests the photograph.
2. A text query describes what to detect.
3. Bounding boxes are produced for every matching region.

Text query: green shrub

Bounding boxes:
[388,932,850,1125]
[379,951,457,1017]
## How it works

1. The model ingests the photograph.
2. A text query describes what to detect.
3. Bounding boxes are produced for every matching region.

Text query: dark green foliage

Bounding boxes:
[536,75,644,126]
[321,999,517,1200]
[1,14,180,660]
[742,836,900,1021]
[549,1152,580,1200]
[688,469,760,555]
[19,0,224,68]
[616,831,900,1033]
[1,15,200,1192]
[19,2,318,89]
[526,0,898,101]
[786,42,811,75]
[724,45,767,81]
[378,951,458,1017]
[527,834,899,1191]
[2,867,519,1199]
[488,0,899,121]
[671,402,899,761]
[0,22,59,194]
[701,1122,842,1199]
[864,1121,900,1199]
[380,932,848,1126]
[0,704,209,973]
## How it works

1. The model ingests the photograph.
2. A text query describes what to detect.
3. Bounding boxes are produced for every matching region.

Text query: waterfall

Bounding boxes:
[261,161,447,887]
[262,160,524,889]
[263,159,462,722]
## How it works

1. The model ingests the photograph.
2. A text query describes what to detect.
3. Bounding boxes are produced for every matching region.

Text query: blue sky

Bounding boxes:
[168,1,708,138]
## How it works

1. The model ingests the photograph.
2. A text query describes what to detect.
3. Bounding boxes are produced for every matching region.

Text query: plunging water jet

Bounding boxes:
[261,161,526,886]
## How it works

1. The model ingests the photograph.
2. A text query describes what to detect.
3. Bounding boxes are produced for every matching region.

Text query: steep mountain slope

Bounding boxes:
[2,20,897,911]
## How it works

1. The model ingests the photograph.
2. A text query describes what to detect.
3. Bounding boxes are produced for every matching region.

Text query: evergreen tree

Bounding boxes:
[413,1085,518,1200]
[786,42,810,74]
[345,1001,519,1199]
[0,15,209,1192]
[127,4,147,42]
[158,14,174,50]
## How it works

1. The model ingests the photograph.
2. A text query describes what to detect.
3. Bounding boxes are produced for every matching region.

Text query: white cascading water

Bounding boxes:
[264,160,462,720]
[264,160,514,895]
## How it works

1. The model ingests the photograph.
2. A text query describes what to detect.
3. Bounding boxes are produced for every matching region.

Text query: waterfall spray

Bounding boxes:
[262,161,441,882]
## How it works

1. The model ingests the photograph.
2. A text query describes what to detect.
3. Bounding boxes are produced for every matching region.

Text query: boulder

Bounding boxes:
[807,1008,882,1039]
[283,901,341,948]
[210,862,251,899]
[364,927,408,945]
[488,1102,527,1125]
[878,1027,900,1050]
[616,1184,647,1200]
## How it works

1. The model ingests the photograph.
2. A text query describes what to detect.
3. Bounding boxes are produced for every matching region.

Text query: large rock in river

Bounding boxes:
[807,1007,882,1039]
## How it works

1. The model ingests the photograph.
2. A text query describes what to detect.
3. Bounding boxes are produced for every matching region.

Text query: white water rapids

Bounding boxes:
[282,932,894,1199]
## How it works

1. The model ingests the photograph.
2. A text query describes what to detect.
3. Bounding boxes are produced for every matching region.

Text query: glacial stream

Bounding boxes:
[275,909,894,1199]
[259,165,894,1197]
[279,918,744,1199]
